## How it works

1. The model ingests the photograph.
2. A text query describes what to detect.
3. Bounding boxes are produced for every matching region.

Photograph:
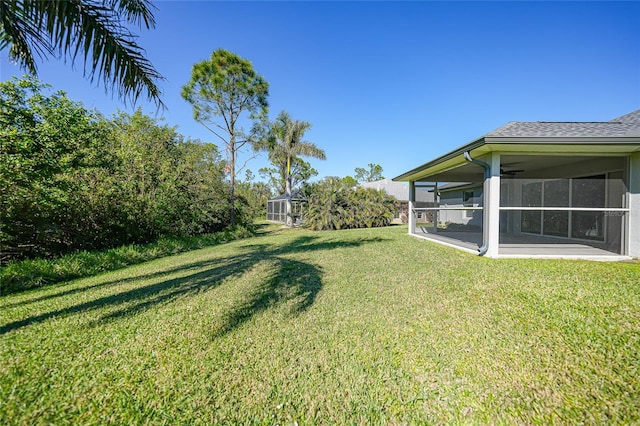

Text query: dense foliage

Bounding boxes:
[304,178,396,230]
[0,77,244,262]
[235,171,272,220]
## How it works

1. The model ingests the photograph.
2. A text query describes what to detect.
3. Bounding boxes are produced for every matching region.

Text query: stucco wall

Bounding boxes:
[438,189,482,226]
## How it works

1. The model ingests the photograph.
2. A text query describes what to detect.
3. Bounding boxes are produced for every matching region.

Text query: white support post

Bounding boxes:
[628,153,640,257]
[433,182,439,232]
[484,153,501,257]
[408,181,416,235]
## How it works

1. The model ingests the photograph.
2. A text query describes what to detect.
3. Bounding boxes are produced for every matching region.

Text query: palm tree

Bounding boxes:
[0,0,164,107]
[264,111,326,227]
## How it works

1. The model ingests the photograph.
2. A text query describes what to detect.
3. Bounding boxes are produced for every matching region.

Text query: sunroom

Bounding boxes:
[393,110,640,259]
[266,193,307,225]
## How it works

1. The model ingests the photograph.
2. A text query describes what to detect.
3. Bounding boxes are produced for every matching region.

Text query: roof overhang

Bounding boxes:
[393,137,640,182]
[268,194,307,201]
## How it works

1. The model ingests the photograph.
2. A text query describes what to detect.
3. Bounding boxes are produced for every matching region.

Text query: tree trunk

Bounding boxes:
[229,139,236,226]
[285,175,292,227]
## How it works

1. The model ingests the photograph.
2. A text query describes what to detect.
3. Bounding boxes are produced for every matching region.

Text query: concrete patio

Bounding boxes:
[414,227,629,260]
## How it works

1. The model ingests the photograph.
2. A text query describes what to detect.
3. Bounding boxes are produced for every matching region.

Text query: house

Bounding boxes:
[431,182,483,228]
[359,178,434,223]
[393,110,640,259]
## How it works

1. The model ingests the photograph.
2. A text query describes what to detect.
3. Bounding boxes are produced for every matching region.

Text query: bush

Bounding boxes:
[1,77,238,262]
[304,179,396,231]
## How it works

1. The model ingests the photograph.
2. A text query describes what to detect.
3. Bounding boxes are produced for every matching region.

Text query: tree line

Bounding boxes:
[0,74,398,263]
[0,75,372,257]
[0,77,259,262]
[1,4,399,262]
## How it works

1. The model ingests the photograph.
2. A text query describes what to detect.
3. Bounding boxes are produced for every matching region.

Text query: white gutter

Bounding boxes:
[463,151,490,256]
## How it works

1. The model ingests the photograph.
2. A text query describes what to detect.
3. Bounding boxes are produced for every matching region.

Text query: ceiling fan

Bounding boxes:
[500,164,525,176]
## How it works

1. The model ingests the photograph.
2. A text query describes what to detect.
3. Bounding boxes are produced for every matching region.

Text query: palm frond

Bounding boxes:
[108,0,156,28]
[259,110,325,194]
[290,141,326,160]
[0,0,164,108]
[0,1,54,73]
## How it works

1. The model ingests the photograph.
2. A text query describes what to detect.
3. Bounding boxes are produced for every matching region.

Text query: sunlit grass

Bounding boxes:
[0,225,255,295]
[1,225,639,424]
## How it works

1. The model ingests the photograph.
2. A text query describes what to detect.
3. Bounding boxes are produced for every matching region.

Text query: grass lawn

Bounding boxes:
[1,224,639,424]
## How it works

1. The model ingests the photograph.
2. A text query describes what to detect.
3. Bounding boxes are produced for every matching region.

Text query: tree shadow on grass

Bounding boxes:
[1,235,388,335]
[0,254,255,334]
[211,256,323,338]
[1,259,227,310]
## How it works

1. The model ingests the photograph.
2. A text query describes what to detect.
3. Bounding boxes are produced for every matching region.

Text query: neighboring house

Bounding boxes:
[434,182,483,227]
[393,110,640,260]
[266,193,307,225]
[359,178,434,223]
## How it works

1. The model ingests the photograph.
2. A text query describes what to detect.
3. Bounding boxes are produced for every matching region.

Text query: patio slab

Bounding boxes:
[412,228,628,260]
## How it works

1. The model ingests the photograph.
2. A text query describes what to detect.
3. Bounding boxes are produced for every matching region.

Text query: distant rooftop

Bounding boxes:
[360,179,408,201]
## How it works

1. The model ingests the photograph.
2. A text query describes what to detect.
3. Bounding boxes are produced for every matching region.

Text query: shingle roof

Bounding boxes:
[485,110,640,138]
[393,109,640,182]
[611,109,640,125]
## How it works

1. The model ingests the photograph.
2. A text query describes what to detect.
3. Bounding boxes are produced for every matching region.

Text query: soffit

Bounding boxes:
[396,140,640,182]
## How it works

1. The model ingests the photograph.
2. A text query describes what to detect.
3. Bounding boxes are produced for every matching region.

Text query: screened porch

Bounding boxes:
[266,194,307,225]
[409,155,631,259]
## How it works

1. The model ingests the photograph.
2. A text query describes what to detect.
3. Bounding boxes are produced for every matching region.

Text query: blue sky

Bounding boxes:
[1,1,639,182]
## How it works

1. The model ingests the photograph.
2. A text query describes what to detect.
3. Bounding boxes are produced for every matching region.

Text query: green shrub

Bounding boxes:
[304,179,396,230]
[1,77,239,262]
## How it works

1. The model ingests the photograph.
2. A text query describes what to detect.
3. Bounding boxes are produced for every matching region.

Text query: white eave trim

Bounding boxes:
[394,137,640,182]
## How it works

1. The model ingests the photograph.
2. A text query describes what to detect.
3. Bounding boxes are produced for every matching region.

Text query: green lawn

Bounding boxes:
[2,224,639,424]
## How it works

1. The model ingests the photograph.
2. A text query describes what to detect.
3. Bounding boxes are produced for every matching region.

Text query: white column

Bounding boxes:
[433,182,439,232]
[408,181,416,235]
[484,153,501,257]
[628,153,640,257]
